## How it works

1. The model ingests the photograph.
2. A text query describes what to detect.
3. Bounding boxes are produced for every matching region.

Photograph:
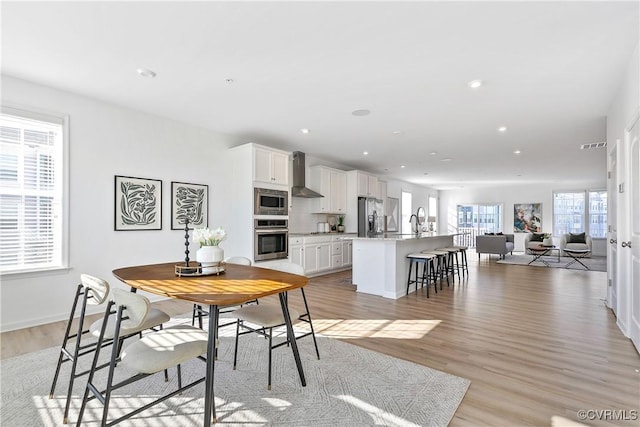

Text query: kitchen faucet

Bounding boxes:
[409,214,419,234]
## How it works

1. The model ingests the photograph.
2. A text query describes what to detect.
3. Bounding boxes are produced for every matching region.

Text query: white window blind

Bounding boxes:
[0,107,66,273]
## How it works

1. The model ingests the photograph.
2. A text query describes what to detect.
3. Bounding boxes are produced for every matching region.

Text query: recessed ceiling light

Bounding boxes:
[513,150,521,154]
[363,151,369,156]
[136,68,156,78]
[400,165,406,168]
[429,151,438,156]
[467,79,483,89]
[497,126,507,132]
[440,158,452,162]
[392,130,403,135]
[300,128,310,134]
[352,109,371,116]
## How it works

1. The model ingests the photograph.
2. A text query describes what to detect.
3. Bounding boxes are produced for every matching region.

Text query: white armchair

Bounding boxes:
[559,233,592,257]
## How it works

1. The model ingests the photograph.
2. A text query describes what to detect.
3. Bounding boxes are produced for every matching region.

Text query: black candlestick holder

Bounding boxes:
[184,219,191,266]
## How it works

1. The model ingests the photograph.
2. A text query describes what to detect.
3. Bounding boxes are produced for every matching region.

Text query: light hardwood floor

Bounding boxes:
[2,252,639,426]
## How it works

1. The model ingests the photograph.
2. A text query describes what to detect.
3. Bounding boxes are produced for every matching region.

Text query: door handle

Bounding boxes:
[609,239,617,244]
[621,241,632,248]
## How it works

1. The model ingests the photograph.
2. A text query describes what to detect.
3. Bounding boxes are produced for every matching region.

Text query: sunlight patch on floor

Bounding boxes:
[310,318,441,339]
[334,394,421,426]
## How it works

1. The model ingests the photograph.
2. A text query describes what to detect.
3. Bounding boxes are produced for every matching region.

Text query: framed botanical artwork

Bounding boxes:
[114,175,162,231]
[171,181,208,230]
[514,203,542,233]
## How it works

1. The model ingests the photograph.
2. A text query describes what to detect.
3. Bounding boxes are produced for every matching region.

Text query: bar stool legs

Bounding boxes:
[422,250,449,290]
[406,253,437,297]
[453,245,469,278]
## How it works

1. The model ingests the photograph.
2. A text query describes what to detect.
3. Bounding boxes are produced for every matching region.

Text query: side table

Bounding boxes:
[528,245,560,266]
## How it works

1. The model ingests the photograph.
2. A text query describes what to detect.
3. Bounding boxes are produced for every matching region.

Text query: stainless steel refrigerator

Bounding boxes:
[358,197,384,237]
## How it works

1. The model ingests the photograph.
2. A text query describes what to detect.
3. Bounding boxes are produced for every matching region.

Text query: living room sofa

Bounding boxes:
[475,234,515,259]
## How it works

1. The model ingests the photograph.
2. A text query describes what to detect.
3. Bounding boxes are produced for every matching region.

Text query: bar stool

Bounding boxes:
[452,245,469,278]
[422,250,450,290]
[406,253,437,297]
[437,247,461,283]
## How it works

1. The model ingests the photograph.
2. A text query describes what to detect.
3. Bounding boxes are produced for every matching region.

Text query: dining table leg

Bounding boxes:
[278,293,306,386]
[204,304,219,425]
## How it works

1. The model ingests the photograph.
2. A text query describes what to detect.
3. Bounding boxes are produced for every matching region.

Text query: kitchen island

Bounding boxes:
[351,233,455,299]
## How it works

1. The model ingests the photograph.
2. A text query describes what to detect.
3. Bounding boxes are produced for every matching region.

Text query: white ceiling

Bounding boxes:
[2,1,638,189]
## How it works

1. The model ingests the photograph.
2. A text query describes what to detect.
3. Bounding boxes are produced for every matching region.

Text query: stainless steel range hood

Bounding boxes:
[291,151,323,198]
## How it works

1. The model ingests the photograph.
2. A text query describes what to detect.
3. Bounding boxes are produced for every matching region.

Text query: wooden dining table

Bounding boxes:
[112,261,309,425]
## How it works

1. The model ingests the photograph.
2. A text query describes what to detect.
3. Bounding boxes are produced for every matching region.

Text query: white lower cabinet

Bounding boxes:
[342,240,352,266]
[289,235,354,275]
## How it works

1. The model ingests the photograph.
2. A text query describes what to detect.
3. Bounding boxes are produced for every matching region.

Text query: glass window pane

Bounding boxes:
[588,190,607,238]
[553,192,586,235]
[0,109,64,272]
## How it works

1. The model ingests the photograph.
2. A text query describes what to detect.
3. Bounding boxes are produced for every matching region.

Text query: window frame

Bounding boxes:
[0,104,70,277]
[552,189,607,239]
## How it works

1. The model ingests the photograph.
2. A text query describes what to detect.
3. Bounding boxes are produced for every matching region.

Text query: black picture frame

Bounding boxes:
[114,175,162,231]
[171,181,208,230]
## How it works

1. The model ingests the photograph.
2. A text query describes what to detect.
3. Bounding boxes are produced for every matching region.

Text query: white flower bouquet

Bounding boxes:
[192,227,227,247]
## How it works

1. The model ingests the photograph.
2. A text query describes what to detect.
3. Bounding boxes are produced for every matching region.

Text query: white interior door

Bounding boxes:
[626,113,639,352]
[607,145,618,311]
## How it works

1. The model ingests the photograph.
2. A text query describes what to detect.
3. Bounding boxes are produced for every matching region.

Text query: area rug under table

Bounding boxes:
[1,319,470,427]
[496,254,606,272]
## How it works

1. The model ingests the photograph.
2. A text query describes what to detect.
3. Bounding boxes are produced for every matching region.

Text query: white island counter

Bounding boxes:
[351,233,455,299]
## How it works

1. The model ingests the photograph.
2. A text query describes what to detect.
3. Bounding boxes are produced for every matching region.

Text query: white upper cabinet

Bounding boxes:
[355,171,379,198]
[310,165,347,214]
[254,146,289,186]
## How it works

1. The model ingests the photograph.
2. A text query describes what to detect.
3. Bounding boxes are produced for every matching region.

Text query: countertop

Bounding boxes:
[350,232,454,241]
[289,232,357,237]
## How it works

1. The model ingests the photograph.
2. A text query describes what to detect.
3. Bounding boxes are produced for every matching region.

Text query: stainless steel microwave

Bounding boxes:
[254,188,288,216]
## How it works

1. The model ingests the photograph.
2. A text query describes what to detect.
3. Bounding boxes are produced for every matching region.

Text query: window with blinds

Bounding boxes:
[0,107,66,273]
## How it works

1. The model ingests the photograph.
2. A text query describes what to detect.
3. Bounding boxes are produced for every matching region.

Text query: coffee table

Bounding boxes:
[528,245,560,266]
[564,248,591,270]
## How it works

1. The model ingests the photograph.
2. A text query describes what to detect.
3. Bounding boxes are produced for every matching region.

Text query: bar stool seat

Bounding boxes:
[407,252,437,297]
[437,247,461,282]
[422,250,450,289]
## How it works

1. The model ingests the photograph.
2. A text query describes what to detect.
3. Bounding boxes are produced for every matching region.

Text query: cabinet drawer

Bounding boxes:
[332,242,342,255]
[289,236,304,245]
[332,254,342,268]
[304,235,332,244]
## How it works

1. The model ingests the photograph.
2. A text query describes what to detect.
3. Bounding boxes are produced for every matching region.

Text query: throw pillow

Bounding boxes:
[530,233,545,242]
[568,232,586,243]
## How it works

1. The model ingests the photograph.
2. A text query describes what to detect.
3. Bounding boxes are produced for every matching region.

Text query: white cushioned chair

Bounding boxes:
[76,289,209,426]
[559,233,592,257]
[523,232,551,254]
[232,261,320,390]
[192,256,257,329]
[49,274,169,425]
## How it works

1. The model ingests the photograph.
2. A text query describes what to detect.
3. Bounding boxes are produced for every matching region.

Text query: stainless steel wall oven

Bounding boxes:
[254,219,288,261]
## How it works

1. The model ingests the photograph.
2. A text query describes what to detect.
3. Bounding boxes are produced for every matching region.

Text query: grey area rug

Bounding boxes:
[1,315,470,426]
[496,254,607,272]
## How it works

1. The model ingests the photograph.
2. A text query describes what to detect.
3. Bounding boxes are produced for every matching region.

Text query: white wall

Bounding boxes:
[439,181,607,256]
[0,76,242,331]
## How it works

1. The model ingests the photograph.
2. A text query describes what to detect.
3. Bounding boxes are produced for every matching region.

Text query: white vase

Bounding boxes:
[196,245,224,272]
[543,237,553,246]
